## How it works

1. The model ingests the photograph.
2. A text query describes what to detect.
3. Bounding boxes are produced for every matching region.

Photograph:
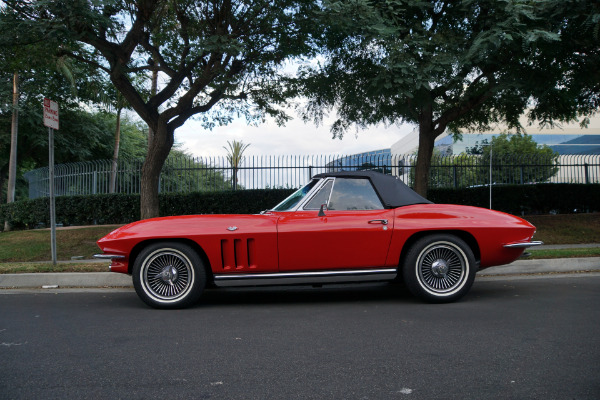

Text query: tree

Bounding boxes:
[466,134,559,184]
[6,0,318,219]
[224,140,250,189]
[0,64,143,202]
[1,2,124,231]
[526,1,600,125]
[161,147,232,193]
[0,5,55,230]
[297,0,599,197]
[4,71,17,231]
[407,152,480,189]
[406,133,560,189]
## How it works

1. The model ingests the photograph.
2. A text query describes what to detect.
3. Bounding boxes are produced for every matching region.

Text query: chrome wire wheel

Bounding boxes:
[140,248,195,303]
[403,234,476,303]
[416,242,468,295]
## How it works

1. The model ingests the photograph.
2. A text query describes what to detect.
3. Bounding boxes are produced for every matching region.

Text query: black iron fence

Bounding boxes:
[24,154,600,199]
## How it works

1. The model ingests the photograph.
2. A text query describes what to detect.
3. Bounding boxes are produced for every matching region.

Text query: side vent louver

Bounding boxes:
[221,238,256,270]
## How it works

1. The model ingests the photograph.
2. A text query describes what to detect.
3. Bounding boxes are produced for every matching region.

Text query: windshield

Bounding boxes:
[271,179,319,211]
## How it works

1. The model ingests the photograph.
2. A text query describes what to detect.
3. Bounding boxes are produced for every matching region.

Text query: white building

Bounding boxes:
[391,114,600,156]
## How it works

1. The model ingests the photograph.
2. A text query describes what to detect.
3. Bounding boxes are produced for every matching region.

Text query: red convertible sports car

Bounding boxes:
[95,171,542,308]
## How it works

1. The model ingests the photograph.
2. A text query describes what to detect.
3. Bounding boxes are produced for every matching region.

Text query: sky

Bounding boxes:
[175,113,415,158]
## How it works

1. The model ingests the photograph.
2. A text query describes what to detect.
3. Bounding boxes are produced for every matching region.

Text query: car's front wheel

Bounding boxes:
[132,242,206,309]
[403,234,476,303]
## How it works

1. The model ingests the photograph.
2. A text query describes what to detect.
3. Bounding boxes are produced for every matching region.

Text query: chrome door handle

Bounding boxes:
[368,219,388,225]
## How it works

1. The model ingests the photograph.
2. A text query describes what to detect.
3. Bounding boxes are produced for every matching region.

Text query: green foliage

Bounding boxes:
[526,1,600,124]
[2,184,598,231]
[299,0,555,133]
[224,140,250,188]
[0,3,134,203]
[4,0,320,218]
[159,189,295,216]
[0,105,147,201]
[160,150,233,193]
[407,153,482,189]
[407,134,561,188]
[296,0,598,195]
[0,189,296,230]
[467,134,559,184]
[428,184,600,215]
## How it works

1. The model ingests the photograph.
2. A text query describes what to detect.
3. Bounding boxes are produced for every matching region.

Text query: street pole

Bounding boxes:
[49,127,57,266]
[489,142,493,210]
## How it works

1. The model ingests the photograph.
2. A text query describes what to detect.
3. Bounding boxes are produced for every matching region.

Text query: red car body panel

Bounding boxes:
[98,214,280,274]
[97,203,536,275]
[276,209,395,270]
[386,204,535,269]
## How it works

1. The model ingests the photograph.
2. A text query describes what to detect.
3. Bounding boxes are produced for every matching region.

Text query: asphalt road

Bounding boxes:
[1,275,599,400]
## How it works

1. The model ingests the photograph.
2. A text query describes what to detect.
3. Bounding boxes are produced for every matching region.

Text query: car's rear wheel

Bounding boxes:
[132,242,206,309]
[403,234,476,303]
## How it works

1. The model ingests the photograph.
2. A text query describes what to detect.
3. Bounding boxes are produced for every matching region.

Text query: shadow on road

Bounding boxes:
[198,282,418,308]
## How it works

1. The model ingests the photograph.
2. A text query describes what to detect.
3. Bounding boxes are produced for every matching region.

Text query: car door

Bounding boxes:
[277,177,395,271]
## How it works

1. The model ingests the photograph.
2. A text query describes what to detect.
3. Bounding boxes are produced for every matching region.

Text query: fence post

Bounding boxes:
[92,171,97,195]
[233,167,237,191]
[584,163,589,184]
[520,165,524,185]
[309,166,313,179]
[453,165,457,188]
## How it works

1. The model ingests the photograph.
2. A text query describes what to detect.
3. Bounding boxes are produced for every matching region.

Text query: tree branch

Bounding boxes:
[434,86,496,136]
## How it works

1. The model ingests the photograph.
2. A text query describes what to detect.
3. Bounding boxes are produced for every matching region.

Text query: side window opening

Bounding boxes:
[328,178,383,210]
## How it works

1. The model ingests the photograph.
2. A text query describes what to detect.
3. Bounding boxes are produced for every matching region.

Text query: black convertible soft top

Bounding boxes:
[313,170,433,209]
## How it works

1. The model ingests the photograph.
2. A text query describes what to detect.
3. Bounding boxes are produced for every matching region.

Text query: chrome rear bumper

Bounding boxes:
[503,241,544,249]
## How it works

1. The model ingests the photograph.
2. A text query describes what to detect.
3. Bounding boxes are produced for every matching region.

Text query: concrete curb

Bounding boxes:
[0,257,599,289]
[477,257,600,276]
[0,272,132,289]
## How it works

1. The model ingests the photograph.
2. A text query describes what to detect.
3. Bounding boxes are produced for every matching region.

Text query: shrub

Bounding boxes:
[1,185,597,231]
[0,189,295,230]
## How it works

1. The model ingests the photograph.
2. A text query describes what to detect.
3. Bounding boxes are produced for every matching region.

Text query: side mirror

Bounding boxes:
[318,203,327,217]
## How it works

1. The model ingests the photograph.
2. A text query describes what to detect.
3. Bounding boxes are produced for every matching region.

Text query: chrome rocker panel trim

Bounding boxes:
[213,268,398,287]
[503,241,544,249]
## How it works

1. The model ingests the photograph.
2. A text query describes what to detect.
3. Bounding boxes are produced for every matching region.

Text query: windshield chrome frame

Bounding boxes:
[270,177,333,212]
[301,178,335,211]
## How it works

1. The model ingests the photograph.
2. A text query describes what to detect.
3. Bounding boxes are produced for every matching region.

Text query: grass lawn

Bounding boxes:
[0,225,120,262]
[0,262,109,274]
[527,247,600,259]
[524,213,600,244]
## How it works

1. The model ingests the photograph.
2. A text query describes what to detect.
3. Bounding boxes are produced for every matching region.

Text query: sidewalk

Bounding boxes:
[1,256,599,289]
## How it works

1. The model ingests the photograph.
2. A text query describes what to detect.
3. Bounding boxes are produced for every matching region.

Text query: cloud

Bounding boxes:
[175,115,414,158]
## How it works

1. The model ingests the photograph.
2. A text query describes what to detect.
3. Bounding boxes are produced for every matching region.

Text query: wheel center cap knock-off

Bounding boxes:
[156,265,179,285]
[431,259,449,278]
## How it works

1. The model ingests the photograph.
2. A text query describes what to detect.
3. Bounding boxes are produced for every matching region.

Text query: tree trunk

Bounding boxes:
[147,68,158,151]
[0,168,6,207]
[413,106,436,198]
[140,122,173,219]
[4,72,19,232]
[109,107,122,193]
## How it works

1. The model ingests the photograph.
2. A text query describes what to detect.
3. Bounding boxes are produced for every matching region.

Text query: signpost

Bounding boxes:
[43,98,59,265]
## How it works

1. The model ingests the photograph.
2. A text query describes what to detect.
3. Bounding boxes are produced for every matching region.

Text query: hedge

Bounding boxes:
[1,184,598,231]
[0,189,295,230]
[427,184,600,215]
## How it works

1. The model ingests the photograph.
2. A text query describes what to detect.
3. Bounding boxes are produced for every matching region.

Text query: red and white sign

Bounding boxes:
[43,98,59,130]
